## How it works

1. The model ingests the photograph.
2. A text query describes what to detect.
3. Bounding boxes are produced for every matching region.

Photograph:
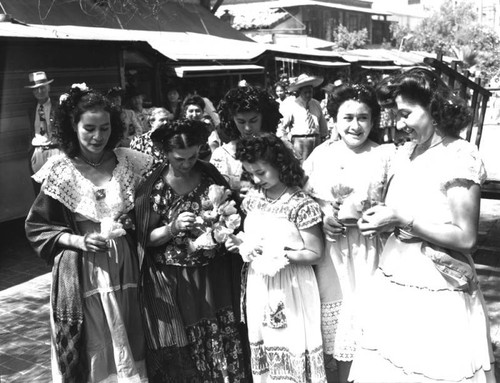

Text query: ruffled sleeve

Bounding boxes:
[32,153,66,184]
[441,140,487,190]
[288,192,322,229]
[114,147,154,180]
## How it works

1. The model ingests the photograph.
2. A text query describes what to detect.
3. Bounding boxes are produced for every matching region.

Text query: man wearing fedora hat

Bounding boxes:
[25,71,61,194]
[280,73,328,162]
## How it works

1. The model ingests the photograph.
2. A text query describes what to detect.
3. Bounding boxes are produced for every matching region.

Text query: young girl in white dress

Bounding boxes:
[226,133,327,382]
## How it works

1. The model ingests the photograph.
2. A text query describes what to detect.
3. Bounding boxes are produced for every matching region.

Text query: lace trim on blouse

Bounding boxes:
[33,148,153,221]
[242,188,322,229]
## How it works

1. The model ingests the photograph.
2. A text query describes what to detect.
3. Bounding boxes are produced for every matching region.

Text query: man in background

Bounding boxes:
[280,73,328,162]
[25,71,61,194]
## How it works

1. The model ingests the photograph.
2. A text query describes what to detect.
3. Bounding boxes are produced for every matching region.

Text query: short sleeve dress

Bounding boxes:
[32,147,153,382]
[242,187,327,383]
[349,138,494,382]
[303,139,393,361]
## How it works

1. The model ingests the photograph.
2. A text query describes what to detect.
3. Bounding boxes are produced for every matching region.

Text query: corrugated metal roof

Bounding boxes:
[1,0,251,41]
[270,0,392,16]
[0,22,268,61]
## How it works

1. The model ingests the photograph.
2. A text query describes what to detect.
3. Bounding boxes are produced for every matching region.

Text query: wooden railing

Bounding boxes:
[423,54,500,200]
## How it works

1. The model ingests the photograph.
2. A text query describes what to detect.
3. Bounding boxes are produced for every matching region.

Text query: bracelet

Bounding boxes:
[167,222,178,239]
[401,217,414,233]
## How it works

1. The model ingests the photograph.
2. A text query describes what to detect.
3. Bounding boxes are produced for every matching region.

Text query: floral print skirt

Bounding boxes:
[140,253,250,383]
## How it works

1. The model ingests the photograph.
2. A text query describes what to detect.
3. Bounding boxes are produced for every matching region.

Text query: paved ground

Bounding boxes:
[1,198,500,382]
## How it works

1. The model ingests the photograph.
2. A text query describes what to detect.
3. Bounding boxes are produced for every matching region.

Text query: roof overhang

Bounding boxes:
[0,22,267,62]
[173,64,265,78]
[270,0,391,16]
[298,59,350,68]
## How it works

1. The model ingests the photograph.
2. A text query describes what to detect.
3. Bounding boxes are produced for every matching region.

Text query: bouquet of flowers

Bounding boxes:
[190,185,242,251]
[236,231,289,277]
[100,217,126,240]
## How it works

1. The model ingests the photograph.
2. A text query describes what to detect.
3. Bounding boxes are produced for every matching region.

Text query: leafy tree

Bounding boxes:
[392,0,500,82]
[332,25,369,50]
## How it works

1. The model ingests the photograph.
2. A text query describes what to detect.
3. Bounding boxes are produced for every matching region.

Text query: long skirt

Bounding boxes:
[51,232,147,383]
[246,263,326,383]
[139,253,250,383]
[349,236,495,383]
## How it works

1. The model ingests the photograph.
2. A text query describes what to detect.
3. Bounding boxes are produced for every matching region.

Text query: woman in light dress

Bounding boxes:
[25,85,152,382]
[352,68,495,382]
[303,83,392,382]
[227,133,326,382]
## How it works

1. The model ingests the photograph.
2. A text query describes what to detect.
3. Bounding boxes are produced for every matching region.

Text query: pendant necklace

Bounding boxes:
[264,185,288,204]
[79,152,106,167]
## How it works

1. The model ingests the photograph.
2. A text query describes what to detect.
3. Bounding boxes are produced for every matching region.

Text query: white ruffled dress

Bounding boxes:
[303,140,393,361]
[349,138,495,382]
[34,148,153,383]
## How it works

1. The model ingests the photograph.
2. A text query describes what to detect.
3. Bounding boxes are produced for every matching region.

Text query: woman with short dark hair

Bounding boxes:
[135,118,250,382]
[351,68,494,381]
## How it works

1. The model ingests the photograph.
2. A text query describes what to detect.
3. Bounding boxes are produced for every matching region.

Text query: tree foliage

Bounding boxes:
[392,0,500,82]
[332,25,369,50]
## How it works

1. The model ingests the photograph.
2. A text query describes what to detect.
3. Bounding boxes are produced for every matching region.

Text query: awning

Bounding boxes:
[173,64,265,78]
[360,65,403,71]
[299,59,350,68]
[270,0,391,16]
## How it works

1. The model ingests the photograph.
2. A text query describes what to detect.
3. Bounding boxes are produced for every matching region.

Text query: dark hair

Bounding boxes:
[151,118,208,153]
[182,95,206,115]
[274,81,286,91]
[235,133,304,187]
[106,86,124,98]
[56,86,123,157]
[376,68,472,136]
[217,86,282,141]
[327,83,381,128]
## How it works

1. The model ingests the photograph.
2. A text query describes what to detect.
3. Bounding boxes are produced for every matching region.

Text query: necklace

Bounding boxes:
[264,185,288,204]
[79,152,105,167]
[412,137,445,159]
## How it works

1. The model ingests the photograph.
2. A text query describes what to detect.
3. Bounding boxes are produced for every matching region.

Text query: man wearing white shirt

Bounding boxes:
[280,73,328,162]
[25,71,61,194]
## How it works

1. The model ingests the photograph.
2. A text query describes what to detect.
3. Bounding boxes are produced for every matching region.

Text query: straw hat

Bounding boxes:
[288,73,323,92]
[25,71,54,89]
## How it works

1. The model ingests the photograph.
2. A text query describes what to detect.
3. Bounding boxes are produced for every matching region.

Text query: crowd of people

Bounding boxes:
[24,68,495,383]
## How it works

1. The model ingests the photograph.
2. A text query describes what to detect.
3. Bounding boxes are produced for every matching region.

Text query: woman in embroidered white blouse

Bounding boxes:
[25,85,152,383]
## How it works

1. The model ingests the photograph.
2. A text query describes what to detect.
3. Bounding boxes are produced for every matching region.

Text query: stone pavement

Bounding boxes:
[1,199,500,382]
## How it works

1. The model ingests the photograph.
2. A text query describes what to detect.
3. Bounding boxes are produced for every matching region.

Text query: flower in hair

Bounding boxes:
[59,93,69,105]
[71,82,89,92]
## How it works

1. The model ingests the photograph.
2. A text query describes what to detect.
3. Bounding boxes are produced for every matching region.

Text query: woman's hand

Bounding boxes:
[225,233,243,253]
[81,232,110,252]
[358,205,399,236]
[323,201,344,240]
[173,212,197,232]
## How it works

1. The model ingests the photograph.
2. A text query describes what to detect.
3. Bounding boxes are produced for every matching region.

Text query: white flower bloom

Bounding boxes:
[59,93,69,105]
[71,82,89,92]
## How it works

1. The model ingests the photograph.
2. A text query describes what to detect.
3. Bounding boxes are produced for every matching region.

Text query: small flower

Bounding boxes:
[59,93,69,105]
[71,82,89,92]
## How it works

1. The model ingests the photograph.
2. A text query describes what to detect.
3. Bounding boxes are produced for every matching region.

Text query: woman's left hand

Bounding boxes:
[358,204,398,236]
